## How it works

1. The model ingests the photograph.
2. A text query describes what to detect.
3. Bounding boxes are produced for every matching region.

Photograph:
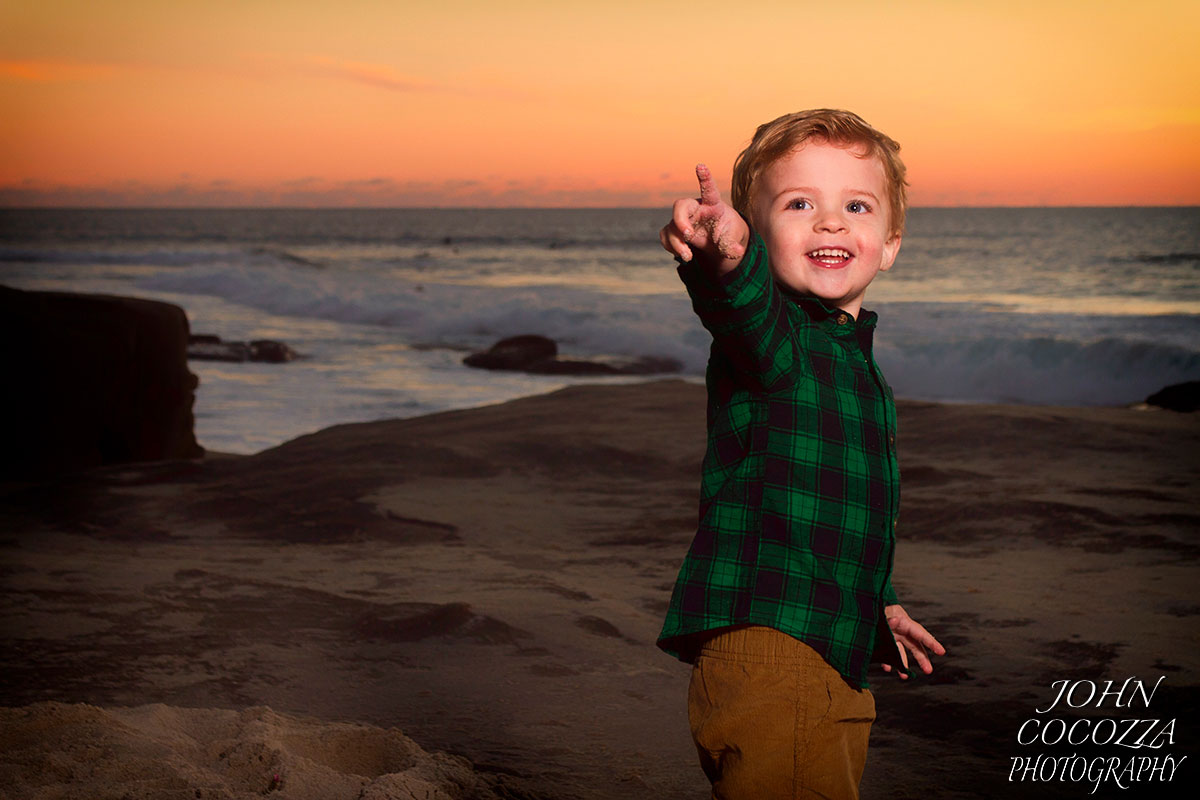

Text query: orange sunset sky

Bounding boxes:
[2,0,1198,207]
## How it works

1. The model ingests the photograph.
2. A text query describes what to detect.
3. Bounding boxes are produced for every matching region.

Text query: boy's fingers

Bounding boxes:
[889,612,938,644]
[658,226,671,253]
[659,225,693,261]
[892,636,910,679]
[924,636,946,656]
[672,198,700,240]
[902,619,946,656]
[884,613,943,678]
[908,642,934,674]
[664,166,744,262]
[695,163,722,207]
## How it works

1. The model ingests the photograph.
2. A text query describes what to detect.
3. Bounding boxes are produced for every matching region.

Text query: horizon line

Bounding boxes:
[3,203,1199,211]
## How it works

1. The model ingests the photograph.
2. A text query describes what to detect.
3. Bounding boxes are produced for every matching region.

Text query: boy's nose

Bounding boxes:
[813,210,848,233]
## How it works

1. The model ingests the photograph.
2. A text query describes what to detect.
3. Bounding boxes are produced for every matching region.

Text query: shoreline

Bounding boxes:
[2,380,1198,799]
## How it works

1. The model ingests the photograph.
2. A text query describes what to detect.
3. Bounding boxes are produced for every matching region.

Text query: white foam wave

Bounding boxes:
[139,263,706,369]
[880,335,1199,406]
[140,262,1199,407]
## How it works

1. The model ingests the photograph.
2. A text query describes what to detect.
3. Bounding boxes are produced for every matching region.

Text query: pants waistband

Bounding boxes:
[696,625,824,667]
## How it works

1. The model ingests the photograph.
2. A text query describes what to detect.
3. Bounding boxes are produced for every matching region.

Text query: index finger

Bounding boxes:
[695,163,722,206]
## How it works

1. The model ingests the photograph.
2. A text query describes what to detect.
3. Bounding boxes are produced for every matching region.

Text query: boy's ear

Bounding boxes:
[879,233,902,272]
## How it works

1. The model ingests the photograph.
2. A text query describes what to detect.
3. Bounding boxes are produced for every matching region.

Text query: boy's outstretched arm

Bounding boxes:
[881,605,946,680]
[659,164,750,274]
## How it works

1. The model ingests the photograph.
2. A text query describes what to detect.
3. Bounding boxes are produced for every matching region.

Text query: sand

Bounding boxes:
[2,380,1197,799]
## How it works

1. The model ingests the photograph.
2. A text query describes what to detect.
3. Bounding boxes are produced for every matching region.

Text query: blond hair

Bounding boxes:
[730,109,908,237]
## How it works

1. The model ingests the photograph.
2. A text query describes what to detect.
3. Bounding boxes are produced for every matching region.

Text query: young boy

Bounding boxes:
[657,109,944,799]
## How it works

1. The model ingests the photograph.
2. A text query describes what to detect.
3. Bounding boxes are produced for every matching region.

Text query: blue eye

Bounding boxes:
[847,200,871,214]
[786,198,811,210]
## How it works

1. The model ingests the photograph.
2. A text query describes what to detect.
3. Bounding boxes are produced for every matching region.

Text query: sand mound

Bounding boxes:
[0,702,506,800]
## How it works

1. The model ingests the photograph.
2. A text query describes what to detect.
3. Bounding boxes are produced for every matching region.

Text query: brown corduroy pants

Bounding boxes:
[688,626,876,800]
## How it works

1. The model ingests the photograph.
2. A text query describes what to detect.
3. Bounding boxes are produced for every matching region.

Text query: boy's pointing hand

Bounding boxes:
[659,164,749,272]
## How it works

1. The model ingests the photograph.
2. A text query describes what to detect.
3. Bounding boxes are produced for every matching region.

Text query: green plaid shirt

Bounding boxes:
[658,232,902,688]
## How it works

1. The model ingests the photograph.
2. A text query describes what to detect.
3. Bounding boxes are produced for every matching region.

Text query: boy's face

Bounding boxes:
[750,141,901,318]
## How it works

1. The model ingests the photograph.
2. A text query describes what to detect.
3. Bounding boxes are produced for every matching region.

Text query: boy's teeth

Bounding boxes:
[810,248,850,258]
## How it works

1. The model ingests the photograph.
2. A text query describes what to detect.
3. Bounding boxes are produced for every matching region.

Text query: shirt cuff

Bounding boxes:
[676,229,768,309]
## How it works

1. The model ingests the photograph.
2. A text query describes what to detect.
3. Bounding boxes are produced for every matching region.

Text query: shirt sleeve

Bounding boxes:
[677,231,801,393]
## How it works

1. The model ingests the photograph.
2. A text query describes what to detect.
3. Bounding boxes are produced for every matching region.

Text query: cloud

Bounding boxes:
[0,176,675,208]
[0,59,120,82]
[302,56,445,93]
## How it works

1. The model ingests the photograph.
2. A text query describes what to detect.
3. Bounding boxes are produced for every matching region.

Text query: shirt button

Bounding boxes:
[888,433,895,446]
[835,312,849,325]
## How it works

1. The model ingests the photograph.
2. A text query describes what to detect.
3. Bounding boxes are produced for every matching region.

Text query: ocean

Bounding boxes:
[2,207,1197,454]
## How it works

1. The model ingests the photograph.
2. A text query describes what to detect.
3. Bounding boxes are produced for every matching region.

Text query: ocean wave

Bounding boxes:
[248,246,325,268]
[138,261,1200,407]
[0,245,325,270]
[139,263,705,368]
[880,334,1199,406]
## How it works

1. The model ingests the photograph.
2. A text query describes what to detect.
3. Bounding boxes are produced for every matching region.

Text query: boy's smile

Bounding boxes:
[750,141,901,318]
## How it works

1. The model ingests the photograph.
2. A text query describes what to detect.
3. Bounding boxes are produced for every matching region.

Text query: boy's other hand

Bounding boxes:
[659,164,749,272]
[882,604,946,680]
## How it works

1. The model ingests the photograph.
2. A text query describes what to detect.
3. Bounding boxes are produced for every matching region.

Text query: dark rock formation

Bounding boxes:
[248,339,296,363]
[463,334,682,376]
[188,335,298,363]
[1,286,204,479]
[189,338,251,362]
[1144,381,1200,412]
[463,335,558,370]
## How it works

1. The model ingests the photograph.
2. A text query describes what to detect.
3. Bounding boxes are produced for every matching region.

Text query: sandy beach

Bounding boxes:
[2,379,1197,799]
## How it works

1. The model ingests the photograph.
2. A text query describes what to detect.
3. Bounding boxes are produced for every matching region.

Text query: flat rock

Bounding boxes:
[188,334,298,363]
[464,334,680,375]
